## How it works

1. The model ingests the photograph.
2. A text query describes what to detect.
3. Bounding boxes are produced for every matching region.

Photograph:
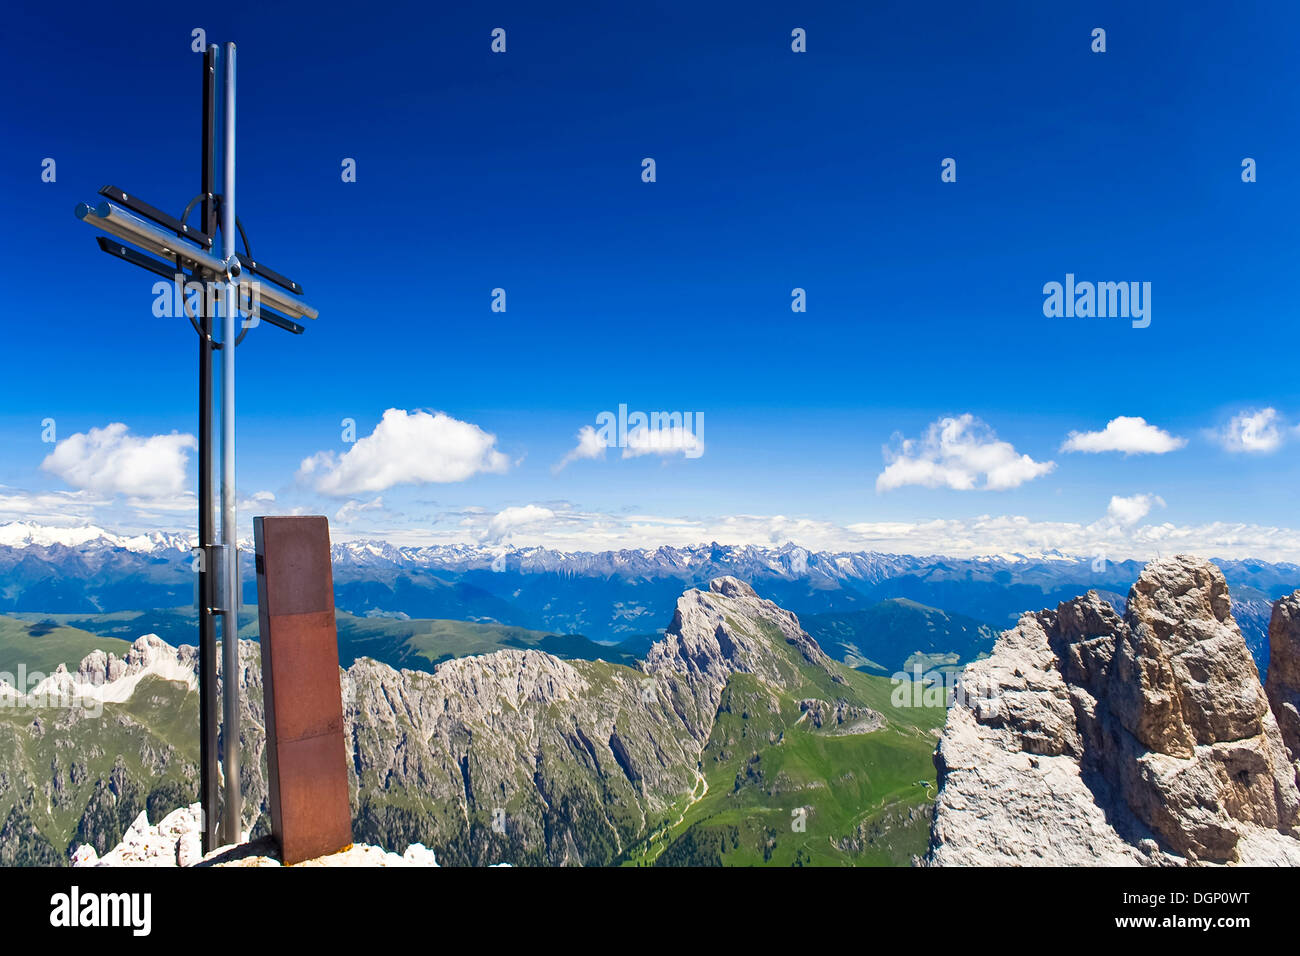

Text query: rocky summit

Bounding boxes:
[1266,590,1300,771]
[70,803,441,867]
[928,555,1300,866]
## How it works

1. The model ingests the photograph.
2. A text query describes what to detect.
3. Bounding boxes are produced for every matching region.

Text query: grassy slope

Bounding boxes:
[0,615,134,677]
[621,621,945,867]
[332,611,636,670]
[0,675,199,855]
[8,608,631,673]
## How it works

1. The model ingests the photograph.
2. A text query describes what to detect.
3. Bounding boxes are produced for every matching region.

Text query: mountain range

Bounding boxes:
[0,577,944,866]
[2,521,1296,675]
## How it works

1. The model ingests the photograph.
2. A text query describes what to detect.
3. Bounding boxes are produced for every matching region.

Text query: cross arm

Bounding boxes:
[93,238,304,336]
[98,184,214,250]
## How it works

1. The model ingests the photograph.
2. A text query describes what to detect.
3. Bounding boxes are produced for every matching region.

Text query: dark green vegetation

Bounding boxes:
[9,608,633,672]
[0,675,199,866]
[330,612,637,669]
[0,615,134,677]
[803,598,997,675]
[7,608,257,653]
[622,653,944,867]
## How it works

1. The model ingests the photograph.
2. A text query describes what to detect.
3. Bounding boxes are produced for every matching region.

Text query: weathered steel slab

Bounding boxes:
[254,515,352,865]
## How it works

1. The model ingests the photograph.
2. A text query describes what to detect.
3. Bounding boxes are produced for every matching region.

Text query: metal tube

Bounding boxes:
[247,277,319,321]
[76,201,228,274]
[75,201,318,321]
[199,41,219,856]
[219,40,242,847]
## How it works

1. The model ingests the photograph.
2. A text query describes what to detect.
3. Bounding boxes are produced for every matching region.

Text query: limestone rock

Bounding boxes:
[1265,590,1300,769]
[797,697,884,735]
[60,575,843,867]
[929,555,1300,866]
[644,575,835,727]
[73,802,442,867]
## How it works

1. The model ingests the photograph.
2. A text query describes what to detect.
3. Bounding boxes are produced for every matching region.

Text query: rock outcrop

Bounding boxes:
[72,803,440,867]
[1265,590,1300,772]
[16,576,858,867]
[929,556,1300,866]
[644,576,836,729]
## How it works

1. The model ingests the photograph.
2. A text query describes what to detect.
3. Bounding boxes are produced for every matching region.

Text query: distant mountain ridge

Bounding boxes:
[2,522,1296,672]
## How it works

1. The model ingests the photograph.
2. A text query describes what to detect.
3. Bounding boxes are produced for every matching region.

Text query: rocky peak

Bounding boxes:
[1266,590,1300,768]
[709,576,757,599]
[644,576,831,695]
[930,555,1300,866]
[76,634,180,685]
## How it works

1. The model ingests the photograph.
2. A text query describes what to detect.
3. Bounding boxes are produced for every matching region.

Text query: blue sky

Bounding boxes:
[2,0,1299,558]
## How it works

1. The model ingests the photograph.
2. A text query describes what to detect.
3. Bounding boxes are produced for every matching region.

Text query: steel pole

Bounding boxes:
[199,42,220,855]
[219,40,242,846]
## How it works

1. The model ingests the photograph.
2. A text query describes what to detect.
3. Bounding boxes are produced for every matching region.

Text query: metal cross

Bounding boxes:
[72,42,319,852]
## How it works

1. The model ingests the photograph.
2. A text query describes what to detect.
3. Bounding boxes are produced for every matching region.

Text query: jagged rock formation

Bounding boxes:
[72,803,440,867]
[929,556,1300,866]
[797,698,883,735]
[8,575,902,866]
[1266,590,1300,771]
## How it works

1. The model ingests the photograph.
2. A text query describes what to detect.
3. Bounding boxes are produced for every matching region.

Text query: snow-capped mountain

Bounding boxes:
[2,522,1297,669]
[0,521,195,554]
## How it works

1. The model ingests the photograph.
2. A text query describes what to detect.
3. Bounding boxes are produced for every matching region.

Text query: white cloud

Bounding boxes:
[0,487,108,525]
[334,503,1300,563]
[299,408,509,496]
[41,424,196,499]
[335,496,384,524]
[553,419,705,470]
[1061,416,1186,455]
[482,504,556,544]
[238,490,276,512]
[622,424,704,459]
[553,425,608,473]
[1106,493,1166,527]
[876,414,1055,492]
[24,496,1300,563]
[1217,408,1284,453]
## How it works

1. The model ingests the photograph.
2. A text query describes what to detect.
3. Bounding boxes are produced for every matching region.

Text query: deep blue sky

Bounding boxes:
[2,1,1299,558]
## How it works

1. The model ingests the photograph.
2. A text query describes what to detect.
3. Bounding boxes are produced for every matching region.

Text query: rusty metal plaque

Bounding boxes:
[254,515,352,865]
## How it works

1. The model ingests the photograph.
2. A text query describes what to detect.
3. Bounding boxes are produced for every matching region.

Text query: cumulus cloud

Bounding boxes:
[1106,493,1166,527]
[0,487,107,525]
[553,425,608,473]
[553,417,705,471]
[482,504,556,544]
[41,424,196,499]
[1217,408,1284,453]
[238,490,276,512]
[335,496,384,524]
[332,502,1300,564]
[299,409,509,496]
[876,414,1055,492]
[623,424,704,459]
[1061,416,1186,455]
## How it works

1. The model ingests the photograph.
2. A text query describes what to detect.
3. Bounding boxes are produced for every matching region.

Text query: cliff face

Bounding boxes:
[1266,591,1300,769]
[7,576,888,866]
[929,556,1300,866]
